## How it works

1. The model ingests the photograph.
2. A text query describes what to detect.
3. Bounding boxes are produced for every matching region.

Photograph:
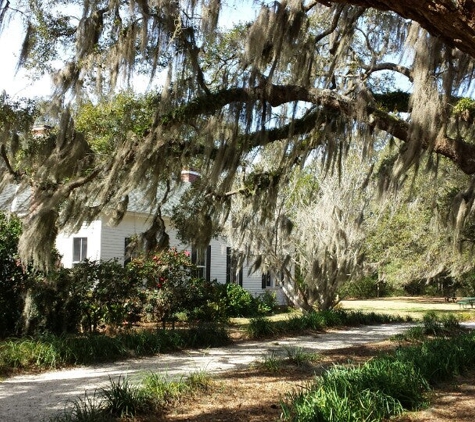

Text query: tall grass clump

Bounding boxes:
[394,332,475,384]
[0,326,229,376]
[101,376,151,417]
[51,371,211,421]
[281,358,428,421]
[284,347,321,367]
[246,309,408,340]
[0,336,65,374]
[282,331,475,422]
[246,316,277,338]
[421,311,461,336]
[48,393,111,422]
[183,323,230,348]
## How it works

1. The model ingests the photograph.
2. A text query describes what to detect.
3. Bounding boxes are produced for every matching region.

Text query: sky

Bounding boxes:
[0,1,259,100]
[0,20,54,98]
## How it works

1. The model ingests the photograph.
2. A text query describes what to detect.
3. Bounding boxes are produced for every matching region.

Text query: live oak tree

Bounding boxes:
[2,0,475,285]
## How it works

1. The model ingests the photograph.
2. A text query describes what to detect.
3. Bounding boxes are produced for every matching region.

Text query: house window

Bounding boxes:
[191,245,211,281]
[72,237,87,263]
[226,247,243,286]
[261,272,272,289]
[124,237,131,266]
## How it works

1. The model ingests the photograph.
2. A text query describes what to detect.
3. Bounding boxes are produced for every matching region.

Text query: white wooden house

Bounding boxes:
[0,181,286,303]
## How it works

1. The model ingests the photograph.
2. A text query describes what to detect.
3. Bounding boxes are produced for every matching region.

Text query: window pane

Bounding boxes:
[81,238,87,261]
[73,237,87,262]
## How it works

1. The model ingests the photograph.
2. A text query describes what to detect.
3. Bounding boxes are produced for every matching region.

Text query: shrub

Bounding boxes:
[256,290,278,314]
[0,212,33,337]
[29,259,144,334]
[281,356,429,421]
[183,323,230,348]
[339,275,393,299]
[221,283,259,317]
[246,316,276,338]
[281,332,475,422]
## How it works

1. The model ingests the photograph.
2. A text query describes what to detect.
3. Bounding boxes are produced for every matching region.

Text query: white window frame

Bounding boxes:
[72,237,88,263]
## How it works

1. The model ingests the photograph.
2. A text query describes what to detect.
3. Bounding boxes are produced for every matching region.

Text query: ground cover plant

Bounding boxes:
[280,313,475,422]
[0,308,405,376]
[246,309,410,339]
[0,323,229,376]
[49,371,212,421]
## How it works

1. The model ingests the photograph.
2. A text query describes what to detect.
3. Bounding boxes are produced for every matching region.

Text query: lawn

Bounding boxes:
[340,296,474,320]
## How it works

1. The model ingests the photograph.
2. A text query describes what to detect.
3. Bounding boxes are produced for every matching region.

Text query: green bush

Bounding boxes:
[394,333,475,384]
[339,275,393,299]
[0,212,32,337]
[221,283,258,317]
[282,332,475,421]
[281,355,429,421]
[256,290,278,314]
[247,316,276,338]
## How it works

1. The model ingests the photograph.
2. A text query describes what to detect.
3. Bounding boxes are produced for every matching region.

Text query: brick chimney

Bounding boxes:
[32,125,53,136]
[181,169,201,183]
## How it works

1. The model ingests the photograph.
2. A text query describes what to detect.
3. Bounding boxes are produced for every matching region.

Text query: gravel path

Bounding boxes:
[0,323,415,422]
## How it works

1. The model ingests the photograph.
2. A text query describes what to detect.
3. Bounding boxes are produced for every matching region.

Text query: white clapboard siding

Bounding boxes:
[56,212,286,304]
[55,220,102,268]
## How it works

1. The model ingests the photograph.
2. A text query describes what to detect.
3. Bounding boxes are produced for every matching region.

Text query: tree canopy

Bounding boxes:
[1,0,475,270]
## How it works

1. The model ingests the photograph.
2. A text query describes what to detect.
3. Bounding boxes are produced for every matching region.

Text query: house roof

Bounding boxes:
[123,185,186,216]
[0,183,188,218]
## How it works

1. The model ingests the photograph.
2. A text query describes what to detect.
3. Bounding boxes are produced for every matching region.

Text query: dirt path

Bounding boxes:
[0,323,416,422]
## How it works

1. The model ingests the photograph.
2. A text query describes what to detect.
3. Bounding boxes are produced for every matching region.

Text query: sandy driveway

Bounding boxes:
[0,323,416,422]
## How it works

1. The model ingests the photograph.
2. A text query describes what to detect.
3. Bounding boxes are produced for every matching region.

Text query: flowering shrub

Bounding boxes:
[31,259,144,333]
[128,249,221,324]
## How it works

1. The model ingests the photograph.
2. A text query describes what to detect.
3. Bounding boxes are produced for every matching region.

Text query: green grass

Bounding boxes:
[284,346,321,367]
[254,351,285,373]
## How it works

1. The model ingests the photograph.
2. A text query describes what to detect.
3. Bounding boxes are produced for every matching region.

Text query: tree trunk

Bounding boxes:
[21,289,35,335]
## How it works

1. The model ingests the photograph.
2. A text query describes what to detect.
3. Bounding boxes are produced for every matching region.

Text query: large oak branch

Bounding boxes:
[313,1,475,58]
[160,84,475,174]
